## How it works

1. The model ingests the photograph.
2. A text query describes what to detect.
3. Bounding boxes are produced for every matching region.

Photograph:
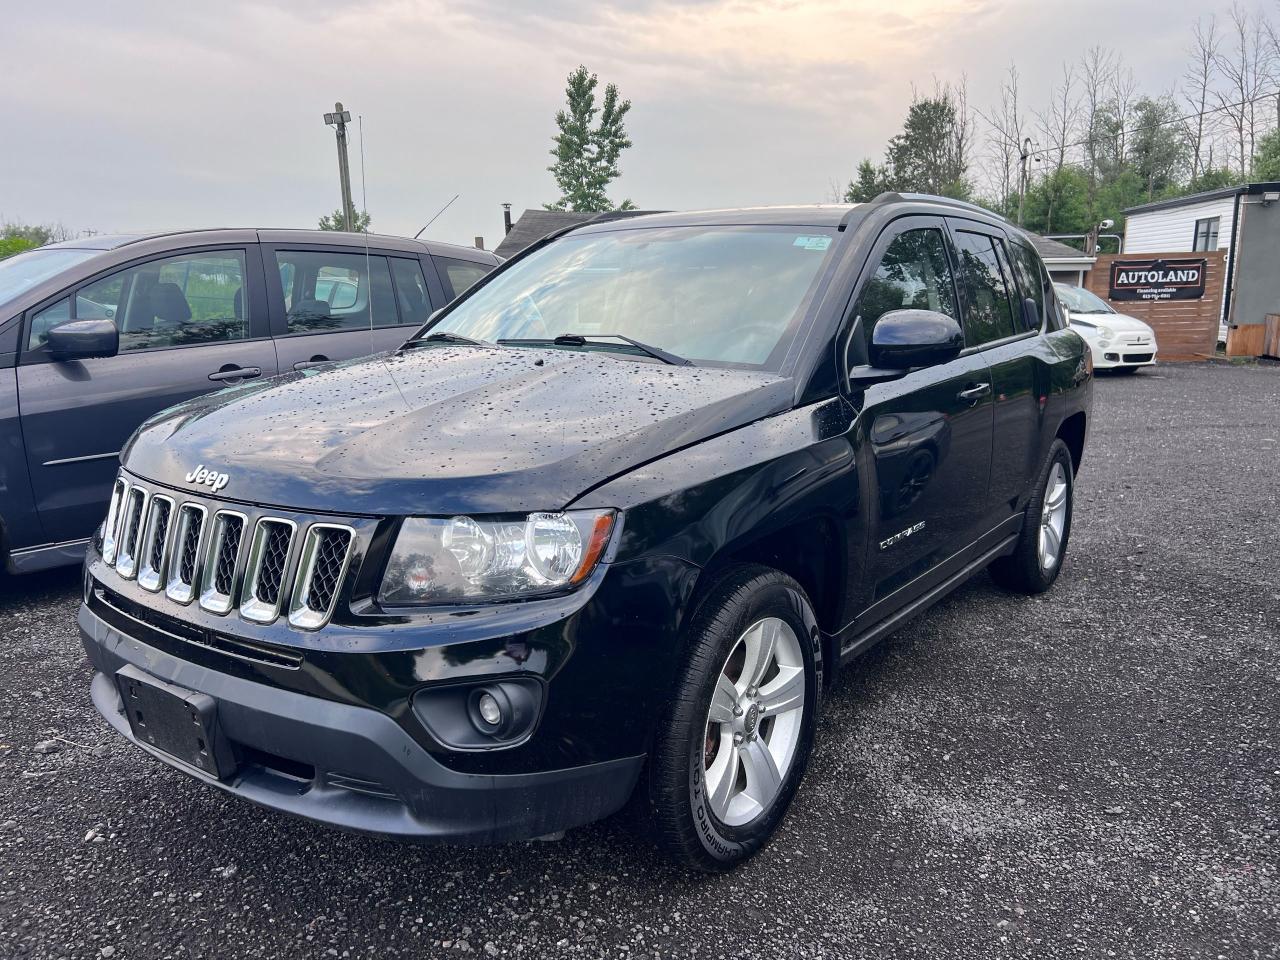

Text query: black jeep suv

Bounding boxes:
[80,195,1091,871]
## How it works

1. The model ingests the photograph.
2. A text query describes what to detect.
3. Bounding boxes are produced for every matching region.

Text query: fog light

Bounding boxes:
[477,691,502,726]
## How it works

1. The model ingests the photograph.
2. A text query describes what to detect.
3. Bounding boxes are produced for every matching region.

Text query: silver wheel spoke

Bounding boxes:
[708,674,739,725]
[758,665,804,716]
[1043,519,1061,559]
[739,739,782,809]
[707,742,740,819]
[1046,481,1067,510]
[741,619,778,692]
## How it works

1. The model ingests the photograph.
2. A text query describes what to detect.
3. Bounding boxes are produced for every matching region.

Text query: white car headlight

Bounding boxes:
[1096,324,1114,340]
[378,510,616,605]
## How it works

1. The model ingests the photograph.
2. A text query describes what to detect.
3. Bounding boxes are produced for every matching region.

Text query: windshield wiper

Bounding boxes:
[404,331,491,348]
[498,333,694,367]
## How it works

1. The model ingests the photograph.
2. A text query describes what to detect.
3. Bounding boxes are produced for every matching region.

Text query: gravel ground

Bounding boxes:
[1,361,1277,960]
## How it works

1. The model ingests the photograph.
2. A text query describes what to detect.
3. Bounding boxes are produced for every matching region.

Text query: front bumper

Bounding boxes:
[80,601,643,843]
[1087,336,1158,368]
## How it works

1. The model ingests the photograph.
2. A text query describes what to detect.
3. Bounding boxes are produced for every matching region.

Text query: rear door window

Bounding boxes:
[1006,241,1047,330]
[274,250,398,334]
[952,231,1017,346]
[389,258,432,327]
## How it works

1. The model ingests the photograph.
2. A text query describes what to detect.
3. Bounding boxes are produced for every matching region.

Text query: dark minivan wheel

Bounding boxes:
[644,565,821,871]
[989,438,1075,594]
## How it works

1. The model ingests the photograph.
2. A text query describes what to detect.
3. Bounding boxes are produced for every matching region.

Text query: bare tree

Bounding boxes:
[979,63,1026,213]
[1215,3,1268,176]
[1109,62,1139,162]
[1081,46,1117,188]
[1038,62,1079,173]
[1183,17,1220,181]
[950,75,975,180]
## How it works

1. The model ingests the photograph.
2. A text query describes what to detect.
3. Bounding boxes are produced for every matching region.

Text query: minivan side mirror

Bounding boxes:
[868,309,964,370]
[46,319,119,361]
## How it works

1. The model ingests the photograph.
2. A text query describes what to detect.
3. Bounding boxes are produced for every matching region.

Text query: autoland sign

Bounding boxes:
[1109,258,1207,302]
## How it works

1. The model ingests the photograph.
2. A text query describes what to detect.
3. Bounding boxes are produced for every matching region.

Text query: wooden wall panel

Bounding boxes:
[1083,251,1226,361]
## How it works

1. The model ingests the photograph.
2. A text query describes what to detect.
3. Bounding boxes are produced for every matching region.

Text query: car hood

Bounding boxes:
[122,345,792,516]
[1068,311,1154,335]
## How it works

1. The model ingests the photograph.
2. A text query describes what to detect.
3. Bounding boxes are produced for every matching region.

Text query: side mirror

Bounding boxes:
[869,309,964,370]
[46,318,119,361]
[1021,296,1041,331]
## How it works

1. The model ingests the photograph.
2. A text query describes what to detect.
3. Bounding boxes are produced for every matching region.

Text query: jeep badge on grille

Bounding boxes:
[184,464,230,493]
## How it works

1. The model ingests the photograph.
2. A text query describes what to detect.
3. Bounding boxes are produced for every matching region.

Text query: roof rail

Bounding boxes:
[871,192,1010,223]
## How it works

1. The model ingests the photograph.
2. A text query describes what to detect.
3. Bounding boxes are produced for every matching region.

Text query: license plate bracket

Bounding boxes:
[115,665,236,779]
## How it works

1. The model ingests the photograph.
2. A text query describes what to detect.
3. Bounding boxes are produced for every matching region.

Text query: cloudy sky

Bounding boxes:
[1,0,1265,247]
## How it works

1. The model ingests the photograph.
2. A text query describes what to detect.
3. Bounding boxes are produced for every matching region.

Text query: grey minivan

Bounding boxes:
[0,229,497,573]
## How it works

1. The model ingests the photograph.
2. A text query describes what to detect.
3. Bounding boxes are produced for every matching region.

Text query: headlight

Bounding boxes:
[1096,324,1114,340]
[378,509,616,605]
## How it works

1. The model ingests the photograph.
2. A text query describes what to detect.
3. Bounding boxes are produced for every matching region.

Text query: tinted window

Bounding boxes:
[37,251,250,353]
[1192,217,1219,252]
[274,251,397,334]
[855,228,958,355]
[26,297,71,350]
[437,258,491,300]
[1007,241,1047,330]
[389,258,432,327]
[954,231,1017,346]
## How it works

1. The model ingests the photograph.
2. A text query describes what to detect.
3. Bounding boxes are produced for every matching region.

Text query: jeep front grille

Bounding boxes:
[99,475,357,629]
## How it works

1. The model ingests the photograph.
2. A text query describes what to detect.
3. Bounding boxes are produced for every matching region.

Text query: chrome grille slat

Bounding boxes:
[136,495,174,592]
[199,511,246,614]
[240,519,295,624]
[114,488,149,579]
[101,474,357,631]
[289,525,354,630]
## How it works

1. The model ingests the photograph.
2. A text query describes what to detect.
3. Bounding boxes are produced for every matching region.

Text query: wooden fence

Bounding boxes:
[1083,251,1226,361]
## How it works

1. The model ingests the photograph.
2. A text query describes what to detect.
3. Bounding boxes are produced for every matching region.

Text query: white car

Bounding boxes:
[1054,283,1158,374]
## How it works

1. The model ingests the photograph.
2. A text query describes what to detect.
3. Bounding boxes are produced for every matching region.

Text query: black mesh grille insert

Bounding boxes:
[255,523,292,606]
[306,529,351,613]
[178,511,204,585]
[148,500,171,572]
[213,515,244,596]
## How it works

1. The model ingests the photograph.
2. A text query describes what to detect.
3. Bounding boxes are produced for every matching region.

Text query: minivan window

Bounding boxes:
[429,226,836,368]
[30,251,250,352]
[275,250,398,333]
[0,248,96,308]
[1007,242,1046,329]
[437,258,491,300]
[27,297,71,349]
[389,259,432,326]
[953,231,1017,346]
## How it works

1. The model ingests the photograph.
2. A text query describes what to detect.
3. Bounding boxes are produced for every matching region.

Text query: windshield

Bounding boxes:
[1054,283,1114,314]
[427,225,837,367]
[0,248,97,308]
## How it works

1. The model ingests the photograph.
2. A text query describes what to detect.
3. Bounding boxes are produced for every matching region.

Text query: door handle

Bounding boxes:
[957,382,991,402]
[293,357,331,371]
[208,366,261,382]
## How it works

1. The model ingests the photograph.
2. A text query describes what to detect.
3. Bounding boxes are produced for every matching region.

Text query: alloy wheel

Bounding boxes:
[702,617,806,827]
[1038,461,1069,573]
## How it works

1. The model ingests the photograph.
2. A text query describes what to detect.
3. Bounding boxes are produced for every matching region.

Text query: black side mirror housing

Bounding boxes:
[46,319,120,361]
[868,309,964,370]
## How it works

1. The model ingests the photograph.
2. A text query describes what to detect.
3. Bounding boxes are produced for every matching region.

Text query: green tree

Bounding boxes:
[1128,96,1189,201]
[1022,166,1092,234]
[546,65,633,212]
[318,209,372,232]
[842,158,893,202]
[1251,128,1280,181]
[0,235,36,260]
[884,92,971,199]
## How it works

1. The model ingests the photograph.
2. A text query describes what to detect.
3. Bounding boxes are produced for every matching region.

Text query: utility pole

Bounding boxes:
[323,102,356,231]
[1017,137,1032,227]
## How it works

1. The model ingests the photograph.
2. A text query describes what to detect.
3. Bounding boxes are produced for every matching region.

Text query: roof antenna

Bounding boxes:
[358,114,373,352]
[414,194,459,239]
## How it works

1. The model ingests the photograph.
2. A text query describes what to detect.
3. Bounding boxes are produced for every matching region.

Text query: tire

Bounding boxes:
[643,564,822,872]
[989,438,1074,594]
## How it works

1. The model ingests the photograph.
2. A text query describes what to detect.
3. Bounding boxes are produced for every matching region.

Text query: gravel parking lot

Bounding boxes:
[1,361,1277,960]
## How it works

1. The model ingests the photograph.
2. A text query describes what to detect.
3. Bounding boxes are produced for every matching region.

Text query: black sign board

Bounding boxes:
[1109,258,1207,301]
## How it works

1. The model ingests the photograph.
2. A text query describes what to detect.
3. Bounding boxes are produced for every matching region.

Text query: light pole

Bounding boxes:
[1017,136,1033,227]
[323,102,356,232]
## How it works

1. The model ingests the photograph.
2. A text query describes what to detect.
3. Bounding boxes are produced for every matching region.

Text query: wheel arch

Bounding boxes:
[1056,411,1087,474]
